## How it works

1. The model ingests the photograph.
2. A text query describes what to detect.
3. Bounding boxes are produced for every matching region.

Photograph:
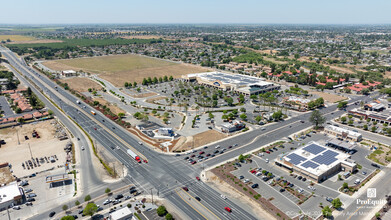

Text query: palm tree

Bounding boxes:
[195,105,200,115]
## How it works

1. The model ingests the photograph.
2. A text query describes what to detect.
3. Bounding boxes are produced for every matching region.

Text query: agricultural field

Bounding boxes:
[43,54,208,86]
[0,34,36,42]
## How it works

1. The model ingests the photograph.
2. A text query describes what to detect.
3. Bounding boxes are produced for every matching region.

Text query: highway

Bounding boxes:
[1,46,257,220]
[1,45,385,220]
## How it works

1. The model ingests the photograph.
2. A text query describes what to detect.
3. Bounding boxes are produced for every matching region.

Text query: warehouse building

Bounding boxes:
[276,142,356,183]
[324,125,362,142]
[0,181,24,211]
[182,72,280,95]
[109,207,135,220]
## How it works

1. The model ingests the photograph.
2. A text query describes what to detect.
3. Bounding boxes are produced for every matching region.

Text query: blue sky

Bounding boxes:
[1,0,391,24]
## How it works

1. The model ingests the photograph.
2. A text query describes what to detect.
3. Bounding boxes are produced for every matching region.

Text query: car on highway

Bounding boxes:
[182,187,189,191]
[138,142,143,145]
[196,177,200,181]
[195,196,201,201]
[143,160,148,163]
[224,207,232,212]
[49,211,56,217]
[81,146,85,151]
[221,194,227,200]
[94,127,97,130]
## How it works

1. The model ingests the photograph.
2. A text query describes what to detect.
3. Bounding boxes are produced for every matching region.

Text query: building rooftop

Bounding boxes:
[186,72,273,88]
[109,207,133,220]
[325,125,362,138]
[0,181,23,205]
[279,142,351,176]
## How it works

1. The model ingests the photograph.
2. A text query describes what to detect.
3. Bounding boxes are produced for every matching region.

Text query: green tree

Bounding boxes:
[165,213,173,220]
[240,113,247,120]
[124,82,129,88]
[75,200,80,206]
[84,194,91,202]
[343,182,348,189]
[272,110,283,121]
[226,97,234,106]
[240,107,246,112]
[255,115,262,123]
[169,76,174,81]
[15,107,22,114]
[337,101,348,109]
[341,116,347,124]
[105,188,111,194]
[238,154,245,161]
[163,75,168,82]
[363,124,368,130]
[371,126,377,132]
[309,110,326,129]
[48,109,54,115]
[83,202,98,216]
[133,82,137,87]
[322,206,332,218]
[157,206,167,216]
[348,120,354,126]
[118,112,125,118]
[62,205,68,211]
[331,198,343,209]
[61,216,75,220]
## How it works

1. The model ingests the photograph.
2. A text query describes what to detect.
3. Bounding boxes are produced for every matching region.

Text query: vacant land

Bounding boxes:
[310,91,347,103]
[43,54,208,86]
[59,77,102,93]
[0,120,68,177]
[130,92,157,98]
[8,39,63,44]
[0,34,35,42]
[173,130,227,151]
[93,97,125,115]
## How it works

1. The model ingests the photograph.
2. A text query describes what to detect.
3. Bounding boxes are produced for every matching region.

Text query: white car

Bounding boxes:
[244,179,250,183]
[220,194,227,200]
[13,206,21,210]
[215,145,220,149]
[138,142,143,145]
[103,199,111,205]
[81,146,85,151]
[116,146,120,150]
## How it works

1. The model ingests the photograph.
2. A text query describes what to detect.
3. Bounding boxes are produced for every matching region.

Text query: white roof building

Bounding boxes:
[109,207,135,220]
[0,181,24,211]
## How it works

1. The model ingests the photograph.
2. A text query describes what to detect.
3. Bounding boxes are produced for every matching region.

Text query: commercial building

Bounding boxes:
[349,108,391,125]
[182,72,280,95]
[221,120,245,133]
[158,127,174,136]
[324,125,362,142]
[61,70,76,77]
[276,142,356,183]
[0,181,24,211]
[282,96,311,111]
[109,207,135,220]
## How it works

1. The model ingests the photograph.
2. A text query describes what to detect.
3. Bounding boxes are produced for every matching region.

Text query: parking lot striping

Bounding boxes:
[182,188,222,220]
[175,189,208,220]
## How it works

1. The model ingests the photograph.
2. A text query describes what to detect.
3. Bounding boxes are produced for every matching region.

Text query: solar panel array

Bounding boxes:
[286,153,306,165]
[312,150,338,165]
[303,144,325,155]
[301,161,319,169]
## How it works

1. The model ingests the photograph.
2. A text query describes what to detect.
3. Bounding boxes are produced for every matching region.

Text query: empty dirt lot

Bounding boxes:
[173,130,227,151]
[43,54,208,87]
[310,91,347,103]
[0,120,68,178]
[93,97,126,115]
[59,77,103,93]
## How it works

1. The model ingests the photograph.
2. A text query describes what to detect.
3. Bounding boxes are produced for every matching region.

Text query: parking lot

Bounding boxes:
[220,130,381,219]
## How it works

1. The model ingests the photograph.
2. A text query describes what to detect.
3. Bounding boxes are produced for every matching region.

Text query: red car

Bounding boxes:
[250,170,256,174]
[196,177,200,181]
[199,151,205,155]
[224,207,232,212]
[143,160,148,163]
[191,155,196,158]
[182,187,188,191]
[266,151,271,154]
[191,161,197,165]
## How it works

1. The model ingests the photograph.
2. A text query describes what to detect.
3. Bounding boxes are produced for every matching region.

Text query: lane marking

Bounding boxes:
[175,189,208,220]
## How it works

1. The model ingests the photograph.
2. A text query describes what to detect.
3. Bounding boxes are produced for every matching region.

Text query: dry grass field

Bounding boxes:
[93,97,125,115]
[43,54,208,87]
[59,77,103,93]
[0,34,36,42]
[310,91,347,103]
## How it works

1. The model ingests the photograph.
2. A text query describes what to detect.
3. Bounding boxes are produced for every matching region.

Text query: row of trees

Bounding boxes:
[141,75,173,86]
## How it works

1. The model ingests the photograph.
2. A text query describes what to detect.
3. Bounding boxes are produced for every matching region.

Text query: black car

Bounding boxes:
[130,189,137,194]
[49,211,56,217]
[298,176,302,180]
[371,163,380,168]
[115,194,124,200]
[175,154,180,157]
[27,198,35,202]
[214,150,219,154]
[73,215,79,219]
[251,183,259,188]
[302,178,307,181]
[184,157,189,160]
[280,188,285,192]
[129,186,136,191]
[195,196,201,201]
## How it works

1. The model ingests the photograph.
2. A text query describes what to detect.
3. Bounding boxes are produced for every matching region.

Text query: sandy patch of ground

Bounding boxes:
[42,54,209,87]
[130,92,157,98]
[310,91,347,103]
[121,35,175,40]
[7,39,63,44]
[93,97,125,115]
[206,171,277,220]
[385,71,391,79]
[0,120,68,177]
[173,130,227,151]
[0,167,15,185]
[145,96,167,104]
[59,77,103,93]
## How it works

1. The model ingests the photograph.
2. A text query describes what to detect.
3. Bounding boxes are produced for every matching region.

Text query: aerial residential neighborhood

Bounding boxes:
[0,1,391,220]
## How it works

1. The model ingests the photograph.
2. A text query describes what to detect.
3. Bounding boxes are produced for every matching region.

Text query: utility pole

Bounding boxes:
[151,188,153,204]
[28,143,33,159]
